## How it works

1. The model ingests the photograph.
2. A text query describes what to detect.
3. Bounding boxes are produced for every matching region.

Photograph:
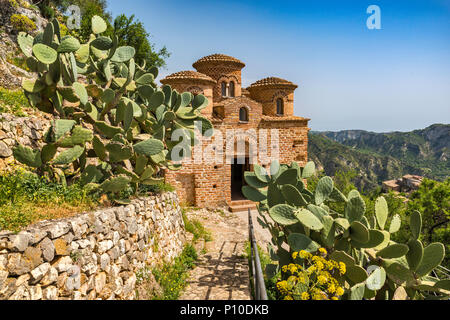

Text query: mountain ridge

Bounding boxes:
[308,123,449,190]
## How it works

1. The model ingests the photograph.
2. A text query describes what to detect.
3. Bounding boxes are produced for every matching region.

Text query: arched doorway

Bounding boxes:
[231,140,252,200]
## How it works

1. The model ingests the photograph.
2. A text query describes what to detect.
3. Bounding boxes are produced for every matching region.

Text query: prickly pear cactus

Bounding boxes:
[13,17,212,201]
[243,160,449,300]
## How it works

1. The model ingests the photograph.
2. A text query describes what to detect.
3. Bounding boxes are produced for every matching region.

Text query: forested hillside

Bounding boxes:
[308,124,449,190]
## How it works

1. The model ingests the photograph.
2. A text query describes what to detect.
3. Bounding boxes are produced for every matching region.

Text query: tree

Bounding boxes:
[113,14,170,68]
[57,0,112,42]
[409,178,450,241]
[33,1,170,67]
[407,178,450,267]
[32,0,112,40]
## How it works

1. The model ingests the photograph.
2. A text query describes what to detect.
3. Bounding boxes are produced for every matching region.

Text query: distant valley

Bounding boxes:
[308,124,450,190]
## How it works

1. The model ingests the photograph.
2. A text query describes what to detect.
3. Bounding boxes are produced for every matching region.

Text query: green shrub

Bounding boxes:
[8,0,19,9]
[28,4,40,12]
[10,14,36,32]
[40,5,55,19]
[0,168,99,231]
[140,182,175,194]
[151,244,198,300]
[0,87,29,116]
[406,178,450,268]
[182,211,212,242]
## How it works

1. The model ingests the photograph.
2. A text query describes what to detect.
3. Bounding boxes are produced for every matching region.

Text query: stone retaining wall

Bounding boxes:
[0,192,186,300]
[0,113,50,171]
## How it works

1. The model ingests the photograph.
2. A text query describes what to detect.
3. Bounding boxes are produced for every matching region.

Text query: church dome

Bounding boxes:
[160,70,216,85]
[248,77,298,89]
[193,54,245,70]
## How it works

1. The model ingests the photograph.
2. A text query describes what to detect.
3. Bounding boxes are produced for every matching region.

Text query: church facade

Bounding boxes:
[161,54,310,211]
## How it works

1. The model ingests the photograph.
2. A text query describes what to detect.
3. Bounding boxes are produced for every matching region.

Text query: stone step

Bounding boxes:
[228,201,257,213]
[230,199,253,206]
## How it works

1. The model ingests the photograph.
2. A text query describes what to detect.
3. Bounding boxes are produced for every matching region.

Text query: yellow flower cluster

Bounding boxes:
[276,281,287,294]
[275,248,346,301]
[10,14,36,32]
[338,261,346,275]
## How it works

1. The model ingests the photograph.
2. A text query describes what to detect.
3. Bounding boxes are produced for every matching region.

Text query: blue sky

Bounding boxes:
[107,0,450,132]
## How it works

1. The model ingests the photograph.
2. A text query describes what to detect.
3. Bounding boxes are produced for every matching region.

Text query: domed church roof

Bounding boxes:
[248,77,298,89]
[193,54,245,69]
[160,70,216,85]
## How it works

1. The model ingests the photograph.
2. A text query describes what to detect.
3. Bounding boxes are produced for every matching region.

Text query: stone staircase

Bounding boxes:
[228,199,257,213]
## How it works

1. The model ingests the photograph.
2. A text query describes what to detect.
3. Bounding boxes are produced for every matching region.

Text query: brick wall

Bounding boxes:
[248,86,295,116]
[165,96,310,208]
[194,64,243,102]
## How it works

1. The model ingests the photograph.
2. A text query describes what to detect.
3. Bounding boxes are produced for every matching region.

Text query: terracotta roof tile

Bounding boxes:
[261,115,309,122]
[160,70,216,84]
[193,54,245,69]
[249,77,298,89]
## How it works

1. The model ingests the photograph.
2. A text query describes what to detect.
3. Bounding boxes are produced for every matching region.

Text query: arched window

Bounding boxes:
[276,98,284,115]
[239,107,249,122]
[186,86,203,97]
[229,81,235,97]
[221,82,227,97]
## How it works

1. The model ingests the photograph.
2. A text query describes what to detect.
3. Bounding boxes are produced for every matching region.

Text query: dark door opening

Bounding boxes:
[231,157,250,200]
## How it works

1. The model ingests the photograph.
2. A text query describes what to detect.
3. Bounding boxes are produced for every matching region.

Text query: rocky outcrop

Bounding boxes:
[0,0,45,89]
[0,0,47,35]
[308,132,404,190]
[0,192,186,300]
[0,32,35,89]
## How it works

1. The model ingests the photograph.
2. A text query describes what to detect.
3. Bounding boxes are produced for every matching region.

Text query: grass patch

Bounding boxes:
[0,167,178,232]
[182,211,212,242]
[137,211,209,300]
[0,87,29,116]
[151,244,198,300]
[140,182,175,194]
[118,182,176,200]
[0,168,100,232]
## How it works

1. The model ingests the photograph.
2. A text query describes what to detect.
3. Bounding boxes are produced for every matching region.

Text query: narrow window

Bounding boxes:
[239,107,248,122]
[276,98,284,115]
[221,82,227,97]
[229,81,235,97]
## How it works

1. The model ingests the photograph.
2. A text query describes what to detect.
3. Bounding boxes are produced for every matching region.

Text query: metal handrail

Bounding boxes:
[248,208,268,300]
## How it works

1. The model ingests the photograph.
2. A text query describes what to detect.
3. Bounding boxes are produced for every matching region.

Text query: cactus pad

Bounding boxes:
[269,204,298,226]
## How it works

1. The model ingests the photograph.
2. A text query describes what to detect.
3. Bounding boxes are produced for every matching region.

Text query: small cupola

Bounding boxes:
[247,77,298,116]
[192,54,245,102]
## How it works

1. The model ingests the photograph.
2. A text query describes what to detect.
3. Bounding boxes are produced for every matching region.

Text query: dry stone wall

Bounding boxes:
[0,113,50,170]
[0,192,186,300]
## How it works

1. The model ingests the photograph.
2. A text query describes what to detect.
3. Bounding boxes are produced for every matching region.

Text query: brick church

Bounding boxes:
[161,54,310,211]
